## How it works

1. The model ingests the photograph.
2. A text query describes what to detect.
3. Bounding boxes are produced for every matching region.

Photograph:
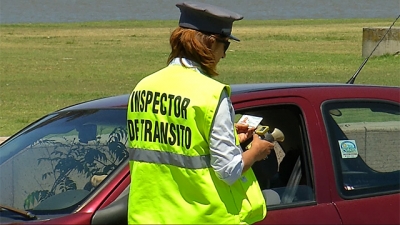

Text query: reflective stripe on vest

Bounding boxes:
[128,147,211,169]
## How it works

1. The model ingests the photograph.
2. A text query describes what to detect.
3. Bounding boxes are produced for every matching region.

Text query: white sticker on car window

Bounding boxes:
[339,140,358,158]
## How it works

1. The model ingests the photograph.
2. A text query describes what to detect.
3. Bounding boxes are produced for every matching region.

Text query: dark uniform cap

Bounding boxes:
[176,2,244,41]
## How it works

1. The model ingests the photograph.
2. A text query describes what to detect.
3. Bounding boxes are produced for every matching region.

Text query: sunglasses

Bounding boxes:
[215,38,230,52]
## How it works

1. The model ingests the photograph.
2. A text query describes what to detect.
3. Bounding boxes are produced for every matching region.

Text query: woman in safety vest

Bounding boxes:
[127,1,275,224]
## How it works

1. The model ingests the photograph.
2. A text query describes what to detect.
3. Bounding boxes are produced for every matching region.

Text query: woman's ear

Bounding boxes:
[209,38,218,51]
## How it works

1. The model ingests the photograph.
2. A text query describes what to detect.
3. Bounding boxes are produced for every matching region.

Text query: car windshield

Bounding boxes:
[0,109,128,212]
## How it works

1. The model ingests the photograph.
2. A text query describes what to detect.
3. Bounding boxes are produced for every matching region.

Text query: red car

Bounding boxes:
[0,83,399,224]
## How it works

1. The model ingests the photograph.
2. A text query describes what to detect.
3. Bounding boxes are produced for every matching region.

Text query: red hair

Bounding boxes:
[167,27,221,76]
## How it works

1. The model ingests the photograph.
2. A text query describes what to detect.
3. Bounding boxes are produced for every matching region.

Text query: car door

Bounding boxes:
[233,95,342,224]
[322,99,400,224]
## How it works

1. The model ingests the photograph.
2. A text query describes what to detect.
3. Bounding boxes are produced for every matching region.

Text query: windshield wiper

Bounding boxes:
[0,204,37,220]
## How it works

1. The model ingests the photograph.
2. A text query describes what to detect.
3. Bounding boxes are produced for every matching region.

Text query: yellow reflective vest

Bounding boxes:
[127,64,266,224]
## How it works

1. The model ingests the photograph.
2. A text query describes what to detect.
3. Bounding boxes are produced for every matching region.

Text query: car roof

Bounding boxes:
[58,83,394,111]
[230,82,349,94]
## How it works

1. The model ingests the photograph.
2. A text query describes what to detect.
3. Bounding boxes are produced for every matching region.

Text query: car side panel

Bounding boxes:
[257,204,342,224]
[334,194,400,224]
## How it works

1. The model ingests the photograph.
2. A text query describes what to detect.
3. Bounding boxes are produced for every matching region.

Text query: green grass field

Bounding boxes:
[0,19,399,136]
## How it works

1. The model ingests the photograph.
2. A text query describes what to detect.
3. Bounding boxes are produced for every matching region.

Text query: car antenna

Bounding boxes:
[347,14,400,84]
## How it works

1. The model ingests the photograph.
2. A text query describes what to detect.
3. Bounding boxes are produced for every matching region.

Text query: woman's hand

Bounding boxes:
[235,123,255,143]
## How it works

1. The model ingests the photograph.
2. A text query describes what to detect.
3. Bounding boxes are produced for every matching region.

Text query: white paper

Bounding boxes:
[237,115,263,128]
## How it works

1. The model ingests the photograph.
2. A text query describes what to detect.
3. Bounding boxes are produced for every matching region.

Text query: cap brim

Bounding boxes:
[229,34,240,42]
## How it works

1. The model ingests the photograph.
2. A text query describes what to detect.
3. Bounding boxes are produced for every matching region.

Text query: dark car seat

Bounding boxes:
[252,149,279,190]
[278,149,301,186]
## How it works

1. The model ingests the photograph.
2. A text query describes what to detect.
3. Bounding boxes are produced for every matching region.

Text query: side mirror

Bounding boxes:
[329,109,342,117]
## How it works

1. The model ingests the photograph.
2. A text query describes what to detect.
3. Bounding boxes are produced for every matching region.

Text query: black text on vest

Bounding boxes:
[128,90,192,149]
[127,119,192,149]
[129,90,190,118]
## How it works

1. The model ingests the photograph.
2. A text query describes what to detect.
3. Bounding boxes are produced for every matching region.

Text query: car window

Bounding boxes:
[323,101,400,198]
[236,104,315,208]
[0,109,128,212]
